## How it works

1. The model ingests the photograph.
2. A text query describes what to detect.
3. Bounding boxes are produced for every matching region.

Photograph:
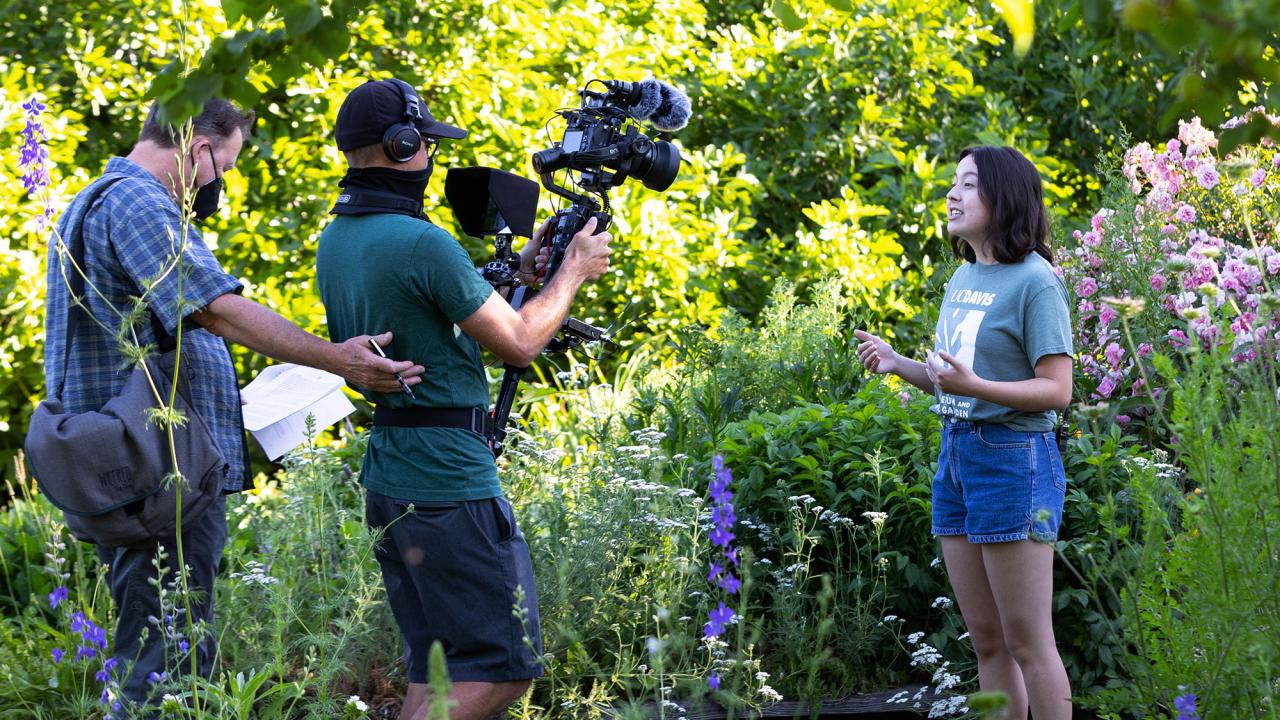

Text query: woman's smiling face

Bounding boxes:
[946,155,991,249]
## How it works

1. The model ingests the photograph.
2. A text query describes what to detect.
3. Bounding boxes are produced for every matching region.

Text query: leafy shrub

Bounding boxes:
[1091,342,1280,720]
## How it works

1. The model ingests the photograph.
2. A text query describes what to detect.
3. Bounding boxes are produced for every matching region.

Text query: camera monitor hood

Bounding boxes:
[444,167,540,238]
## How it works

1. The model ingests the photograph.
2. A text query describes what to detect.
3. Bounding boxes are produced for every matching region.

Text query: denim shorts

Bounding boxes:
[931,419,1067,543]
[365,490,543,683]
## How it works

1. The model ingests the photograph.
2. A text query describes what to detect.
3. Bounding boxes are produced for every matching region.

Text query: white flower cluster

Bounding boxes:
[889,629,969,717]
[758,683,783,703]
[862,510,888,530]
[928,693,968,718]
[910,643,944,667]
[346,695,369,712]
[229,560,278,586]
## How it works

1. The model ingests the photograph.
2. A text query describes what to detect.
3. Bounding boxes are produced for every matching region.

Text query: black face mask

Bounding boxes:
[192,145,223,222]
[339,163,433,203]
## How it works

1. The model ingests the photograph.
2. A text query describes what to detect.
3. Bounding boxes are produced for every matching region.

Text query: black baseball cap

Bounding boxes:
[334,79,467,151]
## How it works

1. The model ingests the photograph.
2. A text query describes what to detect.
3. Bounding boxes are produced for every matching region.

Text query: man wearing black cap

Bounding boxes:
[316,78,612,720]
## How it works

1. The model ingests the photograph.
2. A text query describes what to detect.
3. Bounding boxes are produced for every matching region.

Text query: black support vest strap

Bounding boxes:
[372,405,493,440]
[330,188,423,219]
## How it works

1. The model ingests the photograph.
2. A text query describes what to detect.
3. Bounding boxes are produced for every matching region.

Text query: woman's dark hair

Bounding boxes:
[139,98,255,149]
[950,146,1053,265]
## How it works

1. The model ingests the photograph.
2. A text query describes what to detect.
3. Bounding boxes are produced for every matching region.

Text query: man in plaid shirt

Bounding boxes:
[43,98,423,714]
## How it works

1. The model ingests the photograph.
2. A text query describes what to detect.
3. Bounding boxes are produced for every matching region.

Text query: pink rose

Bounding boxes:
[1150,273,1166,291]
[1096,376,1118,399]
[1176,204,1197,223]
[1091,212,1107,231]
[1195,164,1220,189]
[1138,343,1153,358]
[1099,305,1118,328]
[1251,168,1267,188]
[1081,231,1102,247]
[1076,277,1099,298]
[1105,342,1125,368]
[1149,189,1174,213]
[1168,329,1190,348]
[1160,224,1177,234]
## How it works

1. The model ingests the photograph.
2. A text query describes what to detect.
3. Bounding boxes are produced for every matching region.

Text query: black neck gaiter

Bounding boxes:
[339,165,432,202]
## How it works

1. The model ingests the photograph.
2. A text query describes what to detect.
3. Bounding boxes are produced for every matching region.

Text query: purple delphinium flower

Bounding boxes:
[719,572,741,594]
[51,647,64,664]
[147,671,167,685]
[95,657,118,683]
[18,95,54,226]
[702,602,734,638]
[68,611,109,659]
[1174,693,1200,720]
[47,586,68,609]
[704,455,743,691]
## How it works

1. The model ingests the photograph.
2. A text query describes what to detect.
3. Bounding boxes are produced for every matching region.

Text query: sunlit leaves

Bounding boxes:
[992,0,1035,57]
[770,0,806,31]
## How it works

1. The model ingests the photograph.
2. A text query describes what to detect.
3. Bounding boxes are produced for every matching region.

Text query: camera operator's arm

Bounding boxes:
[459,217,612,366]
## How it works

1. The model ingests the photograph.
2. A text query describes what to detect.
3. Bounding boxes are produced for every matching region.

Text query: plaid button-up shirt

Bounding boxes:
[44,157,249,492]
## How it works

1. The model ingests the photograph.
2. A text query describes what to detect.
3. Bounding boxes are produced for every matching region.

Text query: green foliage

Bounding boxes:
[1094,339,1280,719]
[1118,0,1280,149]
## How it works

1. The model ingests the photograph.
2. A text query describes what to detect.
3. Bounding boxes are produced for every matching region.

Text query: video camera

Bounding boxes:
[444,76,690,456]
[530,78,689,280]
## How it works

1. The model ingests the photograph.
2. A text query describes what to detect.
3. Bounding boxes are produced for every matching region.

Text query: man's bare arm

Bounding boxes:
[458,216,612,366]
[190,293,424,394]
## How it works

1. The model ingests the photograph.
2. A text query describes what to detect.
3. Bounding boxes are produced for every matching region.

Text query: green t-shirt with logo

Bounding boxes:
[931,252,1073,432]
[316,212,499,501]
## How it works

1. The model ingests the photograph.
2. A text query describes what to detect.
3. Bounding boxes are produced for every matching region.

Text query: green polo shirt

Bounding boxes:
[316,212,499,502]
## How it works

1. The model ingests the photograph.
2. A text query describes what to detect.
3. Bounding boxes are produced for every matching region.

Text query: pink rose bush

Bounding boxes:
[1064,111,1280,405]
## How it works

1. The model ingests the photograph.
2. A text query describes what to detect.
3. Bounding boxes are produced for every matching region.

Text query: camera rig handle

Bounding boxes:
[537,172,612,282]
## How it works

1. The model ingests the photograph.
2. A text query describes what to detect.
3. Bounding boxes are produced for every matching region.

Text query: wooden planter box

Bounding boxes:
[605,685,929,719]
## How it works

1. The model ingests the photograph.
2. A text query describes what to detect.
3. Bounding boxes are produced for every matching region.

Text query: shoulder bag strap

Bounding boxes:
[54,173,175,397]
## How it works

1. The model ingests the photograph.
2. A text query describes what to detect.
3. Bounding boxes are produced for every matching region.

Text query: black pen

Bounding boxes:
[368,338,415,398]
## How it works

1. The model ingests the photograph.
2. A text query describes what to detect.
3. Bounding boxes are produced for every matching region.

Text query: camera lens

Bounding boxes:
[532,147,569,174]
[631,139,680,192]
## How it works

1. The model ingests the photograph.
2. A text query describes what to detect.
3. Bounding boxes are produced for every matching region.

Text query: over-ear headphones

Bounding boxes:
[382,79,424,163]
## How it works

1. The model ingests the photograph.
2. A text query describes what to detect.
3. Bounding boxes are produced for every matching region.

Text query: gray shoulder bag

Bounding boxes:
[24,174,228,547]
